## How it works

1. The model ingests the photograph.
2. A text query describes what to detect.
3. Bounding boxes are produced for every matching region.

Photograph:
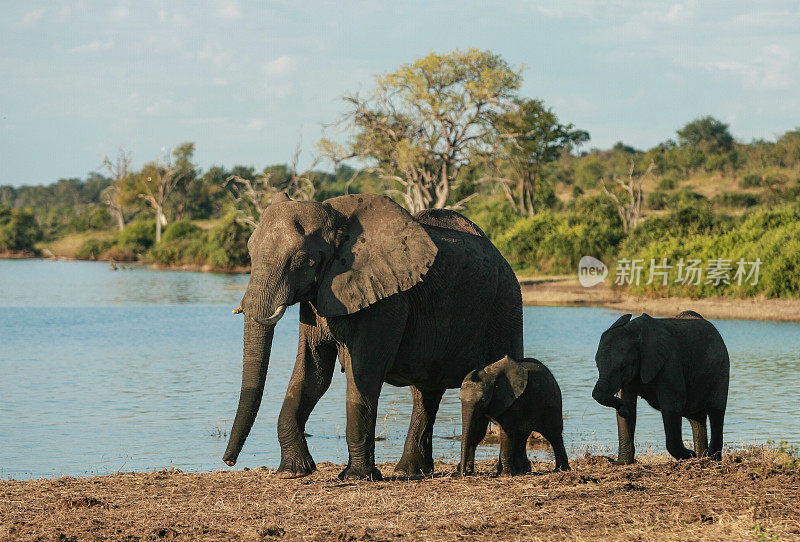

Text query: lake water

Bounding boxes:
[1,259,798,479]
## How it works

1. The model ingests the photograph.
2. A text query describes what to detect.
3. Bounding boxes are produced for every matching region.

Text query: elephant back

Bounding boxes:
[413,208,487,238]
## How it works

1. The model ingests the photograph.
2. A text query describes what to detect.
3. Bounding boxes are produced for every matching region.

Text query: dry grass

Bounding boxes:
[35,231,116,259]
[519,276,800,321]
[1,448,798,541]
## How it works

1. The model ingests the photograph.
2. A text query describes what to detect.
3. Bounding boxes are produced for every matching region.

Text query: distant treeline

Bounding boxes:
[2,49,799,298]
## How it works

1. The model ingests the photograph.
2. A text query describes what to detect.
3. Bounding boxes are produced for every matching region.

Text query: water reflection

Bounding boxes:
[0,259,798,479]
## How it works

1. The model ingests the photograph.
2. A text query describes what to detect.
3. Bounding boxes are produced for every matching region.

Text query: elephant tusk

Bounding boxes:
[232,305,243,314]
[251,305,287,326]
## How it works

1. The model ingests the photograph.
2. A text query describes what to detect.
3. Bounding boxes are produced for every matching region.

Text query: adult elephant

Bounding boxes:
[222,193,523,480]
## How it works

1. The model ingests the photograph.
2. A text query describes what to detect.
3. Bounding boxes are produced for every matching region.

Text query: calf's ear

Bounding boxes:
[483,356,529,418]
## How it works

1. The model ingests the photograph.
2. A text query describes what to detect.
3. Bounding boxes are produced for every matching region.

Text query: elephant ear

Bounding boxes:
[606,314,632,333]
[315,194,438,317]
[636,314,685,409]
[484,356,529,418]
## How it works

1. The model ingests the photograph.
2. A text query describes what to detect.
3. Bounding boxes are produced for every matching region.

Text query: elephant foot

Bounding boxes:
[456,461,474,476]
[338,463,383,481]
[554,461,570,472]
[394,454,434,476]
[611,458,635,466]
[667,447,696,461]
[276,452,316,479]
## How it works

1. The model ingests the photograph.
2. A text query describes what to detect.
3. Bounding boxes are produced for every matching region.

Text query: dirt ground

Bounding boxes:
[2,448,798,541]
[519,276,800,321]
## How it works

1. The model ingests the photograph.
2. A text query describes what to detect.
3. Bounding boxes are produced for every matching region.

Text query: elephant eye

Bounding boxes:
[292,251,316,268]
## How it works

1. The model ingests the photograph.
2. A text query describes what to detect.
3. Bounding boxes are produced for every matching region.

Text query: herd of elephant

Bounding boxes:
[222,193,730,480]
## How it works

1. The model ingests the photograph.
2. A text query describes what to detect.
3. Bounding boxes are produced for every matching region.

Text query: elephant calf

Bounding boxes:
[459,356,570,475]
[592,312,730,464]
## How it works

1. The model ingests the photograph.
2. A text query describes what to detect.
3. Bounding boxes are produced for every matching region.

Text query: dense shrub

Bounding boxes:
[656,173,678,190]
[201,213,250,268]
[462,196,518,241]
[495,209,624,274]
[620,200,726,253]
[116,219,156,253]
[618,206,800,298]
[148,213,249,268]
[740,173,762,188]
[77,238,115,260]
[0,206,43,252]
[712,191,761,208]
[161,220,202,242]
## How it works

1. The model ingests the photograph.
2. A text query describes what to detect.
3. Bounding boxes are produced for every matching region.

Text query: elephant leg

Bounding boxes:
[513,431,531,474]
[337,304,406,481]
[707,408,725,460]
[497,426,517,476]
[395,386,445,475]
[541,429,570,471]
[662,410,695,460]
[276,322,337,478]
[614,388,638,465]
[689,415,709,458]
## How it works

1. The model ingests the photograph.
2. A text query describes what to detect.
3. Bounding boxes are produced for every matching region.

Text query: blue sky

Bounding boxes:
[1,1,798,186]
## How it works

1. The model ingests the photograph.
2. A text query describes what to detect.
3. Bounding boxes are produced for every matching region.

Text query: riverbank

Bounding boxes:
[5,253,800,320]
[519,275,800,321]
[1,448,797,541]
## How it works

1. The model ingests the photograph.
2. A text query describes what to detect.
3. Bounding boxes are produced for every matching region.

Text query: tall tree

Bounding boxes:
[101,148,132,231]
[493,98,589,215]
[677,116,734,154]
[122,148,187,242]
[320,49,522,213]
[601,161,655,233]
[226,144,319,229]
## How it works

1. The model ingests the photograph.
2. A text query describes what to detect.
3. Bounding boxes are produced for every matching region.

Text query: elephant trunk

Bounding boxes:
[222,318,275,466]
[459,404,488,475]
[592,378,624,411]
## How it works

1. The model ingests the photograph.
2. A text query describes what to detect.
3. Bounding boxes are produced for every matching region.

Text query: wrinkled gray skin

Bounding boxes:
[223,193,523,480]
[591,312,730,465]
[459,356,569,475]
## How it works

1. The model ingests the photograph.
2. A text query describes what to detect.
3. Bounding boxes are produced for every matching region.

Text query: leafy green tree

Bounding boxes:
[0,206,43,252]
[677,116,734,154]
[321,49,522,212]
[494,98,588,215]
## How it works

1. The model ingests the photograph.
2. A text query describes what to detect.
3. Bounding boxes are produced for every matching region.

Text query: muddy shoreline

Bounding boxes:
[2,448,797,540]
[519,276,800,321]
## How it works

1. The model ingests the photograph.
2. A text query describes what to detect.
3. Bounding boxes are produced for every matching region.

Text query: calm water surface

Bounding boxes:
[1,259,798,478]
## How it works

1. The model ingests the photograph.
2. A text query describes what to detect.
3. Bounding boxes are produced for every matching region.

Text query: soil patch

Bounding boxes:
[2,448,798,540]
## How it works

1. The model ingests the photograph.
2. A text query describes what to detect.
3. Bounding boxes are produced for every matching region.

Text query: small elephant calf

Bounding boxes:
[459,356,570,475]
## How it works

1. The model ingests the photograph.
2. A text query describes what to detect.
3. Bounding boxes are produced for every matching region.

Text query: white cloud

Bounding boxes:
[707,45,793,90]
[536,7,564,18]
[70,40,115,53]
[218,0,242,20]
[110,6,130,22]
[20,8,45,28]
[264,56,295,77]
[658,0,696,23]
[247,119,265,130]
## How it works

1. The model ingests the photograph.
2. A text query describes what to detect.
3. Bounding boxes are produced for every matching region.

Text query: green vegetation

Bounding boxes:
[2,49,799,299]
[0,206,43,253]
